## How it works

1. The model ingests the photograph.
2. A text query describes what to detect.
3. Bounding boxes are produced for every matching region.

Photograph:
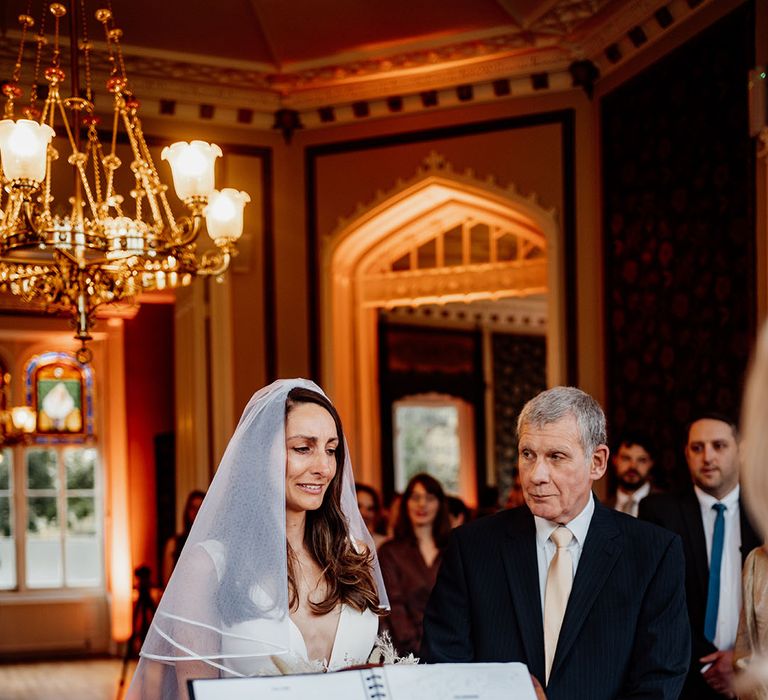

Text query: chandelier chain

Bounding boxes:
[79,0,93,103]
[27,2,48,116]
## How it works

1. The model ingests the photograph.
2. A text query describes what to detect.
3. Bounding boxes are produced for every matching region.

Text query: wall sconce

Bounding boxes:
[1,405,36,445]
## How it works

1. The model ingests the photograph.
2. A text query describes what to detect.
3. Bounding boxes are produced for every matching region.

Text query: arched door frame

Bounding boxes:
[321,155,564,487]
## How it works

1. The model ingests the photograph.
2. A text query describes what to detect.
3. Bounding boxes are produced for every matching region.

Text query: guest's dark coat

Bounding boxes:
[639,489,761,700]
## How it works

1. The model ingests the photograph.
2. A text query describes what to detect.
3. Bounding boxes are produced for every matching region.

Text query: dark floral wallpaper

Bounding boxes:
[492,332,547,500]
[602,2,755,487]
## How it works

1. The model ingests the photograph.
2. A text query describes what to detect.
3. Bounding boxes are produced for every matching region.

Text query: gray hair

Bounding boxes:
[517,386,607,457]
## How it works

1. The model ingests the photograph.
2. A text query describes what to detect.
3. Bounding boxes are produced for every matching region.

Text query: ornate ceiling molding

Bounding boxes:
[0,0,714,131]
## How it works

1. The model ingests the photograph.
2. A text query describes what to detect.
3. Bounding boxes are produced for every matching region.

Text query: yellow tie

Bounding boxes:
[544,526,574,684]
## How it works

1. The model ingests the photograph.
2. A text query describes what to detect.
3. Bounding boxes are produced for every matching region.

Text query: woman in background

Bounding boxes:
[735,322,768,699]
[356,483,388,547]
[162,489,205,586]
[377,473,451,657]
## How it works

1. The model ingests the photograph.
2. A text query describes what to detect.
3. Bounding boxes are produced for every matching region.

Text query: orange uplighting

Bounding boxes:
[109,462,133,642]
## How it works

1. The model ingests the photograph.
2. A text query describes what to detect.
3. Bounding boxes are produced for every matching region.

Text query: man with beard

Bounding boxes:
[606,432,660,517]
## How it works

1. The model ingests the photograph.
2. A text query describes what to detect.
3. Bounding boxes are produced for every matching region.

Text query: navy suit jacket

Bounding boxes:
[421,497,690,700]
[639,489,761,700]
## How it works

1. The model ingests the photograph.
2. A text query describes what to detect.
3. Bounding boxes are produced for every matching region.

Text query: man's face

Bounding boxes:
[612,443,654,492]
[518,414,608,524]
[685,418,740,500]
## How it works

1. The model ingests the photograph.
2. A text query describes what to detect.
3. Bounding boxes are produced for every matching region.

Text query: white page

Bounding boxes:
[379,663,537,700]
[189,662,537,700]
[190,671,366,700]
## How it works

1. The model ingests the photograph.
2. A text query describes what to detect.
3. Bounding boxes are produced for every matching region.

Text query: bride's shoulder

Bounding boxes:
[192,539,225,580]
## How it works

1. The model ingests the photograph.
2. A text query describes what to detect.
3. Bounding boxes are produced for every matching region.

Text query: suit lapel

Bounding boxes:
[681,490,709,601]
[550,500,621,680]
[501,509,545,682]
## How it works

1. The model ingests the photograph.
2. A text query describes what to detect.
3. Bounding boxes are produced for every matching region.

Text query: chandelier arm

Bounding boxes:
[21,200,41,235]
[168,214,203,248]
[197,248,232,278]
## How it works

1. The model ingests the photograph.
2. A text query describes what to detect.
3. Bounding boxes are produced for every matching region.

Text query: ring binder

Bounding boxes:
[188,661,537,700]
[364,669,387,699]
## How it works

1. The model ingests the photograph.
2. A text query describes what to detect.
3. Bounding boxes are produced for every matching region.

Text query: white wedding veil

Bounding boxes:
[127,378,388,699]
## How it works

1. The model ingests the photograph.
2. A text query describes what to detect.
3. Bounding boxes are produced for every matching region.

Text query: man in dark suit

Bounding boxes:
[639,413,761,699]
[421,387,690,700]
[605,431,662,517]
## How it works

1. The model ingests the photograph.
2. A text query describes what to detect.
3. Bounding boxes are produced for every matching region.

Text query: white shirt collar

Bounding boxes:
[616,481,651,506]
[694,483,740,510]
[534,493,595,548]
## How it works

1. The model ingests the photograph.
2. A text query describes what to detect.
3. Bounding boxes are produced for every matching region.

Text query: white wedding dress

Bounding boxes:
[201,540,379,677]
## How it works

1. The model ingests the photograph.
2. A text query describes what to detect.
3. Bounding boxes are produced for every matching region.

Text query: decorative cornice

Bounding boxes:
[0,0,713,131]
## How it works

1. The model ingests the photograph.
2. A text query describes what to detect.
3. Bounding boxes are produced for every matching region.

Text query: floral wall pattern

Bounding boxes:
[602,2,755,486]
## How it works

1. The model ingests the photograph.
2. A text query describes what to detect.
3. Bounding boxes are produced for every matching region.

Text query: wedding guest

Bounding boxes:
[162,489,205,586]
[605,431,661,517]
[378,473,451,656]
[640,412,760,699]
[446,495,470,528]
[356,483,388,547]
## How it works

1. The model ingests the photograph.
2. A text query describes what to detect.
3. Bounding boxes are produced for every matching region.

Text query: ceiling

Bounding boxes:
[0,0,711,125]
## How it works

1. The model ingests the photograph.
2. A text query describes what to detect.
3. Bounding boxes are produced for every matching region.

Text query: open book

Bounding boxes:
[188,662,536,700]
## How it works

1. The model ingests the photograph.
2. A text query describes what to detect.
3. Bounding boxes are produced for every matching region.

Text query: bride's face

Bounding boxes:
[285,402,339,514]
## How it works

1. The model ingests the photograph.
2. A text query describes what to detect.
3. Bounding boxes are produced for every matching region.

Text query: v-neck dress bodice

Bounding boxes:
[200,540,378,677]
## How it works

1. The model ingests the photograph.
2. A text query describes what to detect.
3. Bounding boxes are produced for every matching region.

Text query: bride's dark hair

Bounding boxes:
[285,387,382,615]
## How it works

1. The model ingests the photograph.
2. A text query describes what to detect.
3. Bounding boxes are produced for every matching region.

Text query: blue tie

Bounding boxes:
[704,503,727,643]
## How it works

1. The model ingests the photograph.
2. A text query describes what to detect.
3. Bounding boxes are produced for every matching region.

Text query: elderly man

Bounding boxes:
[421,387,690,700]
[639,413,761,699]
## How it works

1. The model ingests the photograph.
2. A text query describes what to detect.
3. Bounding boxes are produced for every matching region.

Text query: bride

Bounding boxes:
[127,379,389,699]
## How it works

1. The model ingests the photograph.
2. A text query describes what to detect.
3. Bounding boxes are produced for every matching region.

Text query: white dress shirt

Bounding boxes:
[534,495,595,612]
[614,481,651,518]
[693,484,742,650]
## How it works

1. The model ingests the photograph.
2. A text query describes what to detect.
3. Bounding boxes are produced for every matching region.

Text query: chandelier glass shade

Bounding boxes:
[0,1,249,362]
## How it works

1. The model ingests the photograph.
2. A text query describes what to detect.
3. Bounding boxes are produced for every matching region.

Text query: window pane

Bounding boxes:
[0,449,10,489]
[394,405,460,494]
[65,537,101,587]
[27,496,59,535]
[0,535,15,589]
[67,497,96,535]
[65,449,97,490]
[26,449,58,490]
[0,495,10,537]
[0,493,13,590]
[26,538,62,588]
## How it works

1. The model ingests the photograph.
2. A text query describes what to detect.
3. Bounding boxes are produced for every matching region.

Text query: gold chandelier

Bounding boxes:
[0,1,249,362]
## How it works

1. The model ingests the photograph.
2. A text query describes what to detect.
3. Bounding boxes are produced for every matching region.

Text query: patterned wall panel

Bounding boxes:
[602,3,755,487]
[492,333,547,500]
